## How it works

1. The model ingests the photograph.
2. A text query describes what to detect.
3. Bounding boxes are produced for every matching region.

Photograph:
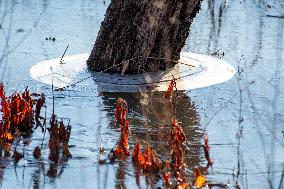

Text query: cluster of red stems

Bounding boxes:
[110,79,212,188]
[0,83,71,162]
[48,115,72,162]
[0,83,44,148]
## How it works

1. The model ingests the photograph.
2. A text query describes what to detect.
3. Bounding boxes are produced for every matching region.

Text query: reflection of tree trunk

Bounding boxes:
[87,0,201,74]
[101,91,202,167]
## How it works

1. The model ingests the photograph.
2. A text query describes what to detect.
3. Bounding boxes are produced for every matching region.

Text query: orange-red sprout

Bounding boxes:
[164,78,177,99]
[194,168,206,188]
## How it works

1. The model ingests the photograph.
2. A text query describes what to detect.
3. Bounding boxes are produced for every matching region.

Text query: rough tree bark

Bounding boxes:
[87,0,201,74]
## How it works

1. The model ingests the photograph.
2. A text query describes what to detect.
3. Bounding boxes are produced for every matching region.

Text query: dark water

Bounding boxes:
[0,0,284,188]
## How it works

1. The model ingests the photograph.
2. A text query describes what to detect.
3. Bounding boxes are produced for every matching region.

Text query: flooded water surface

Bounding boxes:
[0,0,284,188]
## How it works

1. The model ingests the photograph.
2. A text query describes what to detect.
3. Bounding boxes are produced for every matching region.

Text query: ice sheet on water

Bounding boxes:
[30,52,236,92]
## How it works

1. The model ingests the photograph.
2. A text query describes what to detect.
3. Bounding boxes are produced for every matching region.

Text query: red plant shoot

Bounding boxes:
[114,98,128,127]
[171,119,186,145]
[132,143,145,166]
[114,120,130,156]
[169,119,187,186]
[132,143,162,172]
[163,171,172,186]
[164,77,177,99]
[194,168,206,189]
[202,134,213,166]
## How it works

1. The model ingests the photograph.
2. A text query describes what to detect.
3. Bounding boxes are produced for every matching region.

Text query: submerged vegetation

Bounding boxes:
[0,79,215,188]
[0,83,72,179]
[99,80,220,188]
[0,0,284,188]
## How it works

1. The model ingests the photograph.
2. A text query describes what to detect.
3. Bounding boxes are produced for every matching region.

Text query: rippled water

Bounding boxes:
[0,0,284,188]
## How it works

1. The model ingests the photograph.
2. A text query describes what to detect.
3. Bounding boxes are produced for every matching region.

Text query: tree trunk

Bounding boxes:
[87,0,201,74]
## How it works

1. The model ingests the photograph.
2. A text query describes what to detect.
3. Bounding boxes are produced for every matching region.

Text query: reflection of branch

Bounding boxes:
[278,166,284,189]
[235,69,244,189]
[203,81,255,131]
[0,0,14,80]
[0,0,49,66]
[268,29,282,189]
[267,15,284,19]
[0,0,9,29]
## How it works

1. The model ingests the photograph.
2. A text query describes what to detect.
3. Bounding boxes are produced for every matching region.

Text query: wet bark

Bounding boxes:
[87,0,201,74]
